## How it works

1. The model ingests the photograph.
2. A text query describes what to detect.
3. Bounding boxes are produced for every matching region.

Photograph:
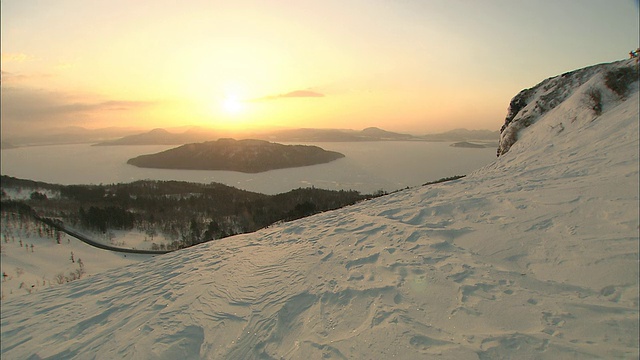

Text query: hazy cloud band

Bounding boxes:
[252,89,325,102]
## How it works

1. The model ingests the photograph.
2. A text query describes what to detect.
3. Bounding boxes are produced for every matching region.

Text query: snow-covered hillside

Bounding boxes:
[0,213,153,301]
[1,60,638,359]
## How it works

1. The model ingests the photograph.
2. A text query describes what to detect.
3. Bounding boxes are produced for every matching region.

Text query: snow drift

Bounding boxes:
[1,59,638,359]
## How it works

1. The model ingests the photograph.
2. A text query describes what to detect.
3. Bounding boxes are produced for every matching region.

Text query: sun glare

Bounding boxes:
[222,95,245,115]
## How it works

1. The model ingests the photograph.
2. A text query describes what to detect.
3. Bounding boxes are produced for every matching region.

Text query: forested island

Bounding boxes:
[449,141,495,148]
[127,138,345,173]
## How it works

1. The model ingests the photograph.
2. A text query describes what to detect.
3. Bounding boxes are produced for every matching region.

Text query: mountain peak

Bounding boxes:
[148,128,170,134]
[360,127,413,139]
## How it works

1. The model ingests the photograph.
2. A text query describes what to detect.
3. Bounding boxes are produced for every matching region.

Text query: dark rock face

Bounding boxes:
[127,139,345,173]
[500,89,534,135]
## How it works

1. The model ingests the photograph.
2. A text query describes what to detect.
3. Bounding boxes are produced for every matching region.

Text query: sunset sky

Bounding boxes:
[2,0,638,136]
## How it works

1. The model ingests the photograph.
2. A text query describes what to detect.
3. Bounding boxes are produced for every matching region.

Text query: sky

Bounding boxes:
[1,0,638,136]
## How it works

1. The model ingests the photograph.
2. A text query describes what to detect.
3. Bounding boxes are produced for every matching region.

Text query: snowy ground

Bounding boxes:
[1,60,638,359]
[1,215,154,300]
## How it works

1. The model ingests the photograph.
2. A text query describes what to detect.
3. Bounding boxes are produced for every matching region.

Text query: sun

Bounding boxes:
[221,95,245,115]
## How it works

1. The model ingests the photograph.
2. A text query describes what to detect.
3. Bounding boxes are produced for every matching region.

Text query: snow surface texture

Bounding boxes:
[1,60,638,359]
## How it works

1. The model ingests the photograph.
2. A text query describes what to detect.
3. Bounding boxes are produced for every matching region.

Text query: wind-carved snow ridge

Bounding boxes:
[1,59,638,359]
[497,58,638,156]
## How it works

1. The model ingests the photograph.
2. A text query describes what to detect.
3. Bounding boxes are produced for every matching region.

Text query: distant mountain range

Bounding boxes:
[262,127,417,142]
[94,127,417,145]
[126,138,345,173]
[1,126,141,147]
[93,128,217,146]
[420,128,499,142]
[1,126,499,148]
[93,127,498,146]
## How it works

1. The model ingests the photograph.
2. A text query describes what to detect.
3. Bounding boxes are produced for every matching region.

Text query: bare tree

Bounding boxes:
[54,273,66,284]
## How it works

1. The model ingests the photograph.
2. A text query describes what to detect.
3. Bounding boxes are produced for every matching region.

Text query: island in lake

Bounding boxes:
[449,141,496,148]
[127,138,345,173]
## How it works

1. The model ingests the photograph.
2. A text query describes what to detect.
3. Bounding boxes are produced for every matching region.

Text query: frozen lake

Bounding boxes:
[1,142,497,195]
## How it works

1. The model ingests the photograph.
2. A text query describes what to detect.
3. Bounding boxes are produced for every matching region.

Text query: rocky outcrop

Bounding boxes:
[497,59,637,156]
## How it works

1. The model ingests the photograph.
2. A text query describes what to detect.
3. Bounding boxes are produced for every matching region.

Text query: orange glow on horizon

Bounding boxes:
[2,1,636,136]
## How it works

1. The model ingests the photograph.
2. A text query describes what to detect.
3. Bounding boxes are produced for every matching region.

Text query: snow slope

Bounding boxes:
[1,214,153,301]
[1,60,638,359]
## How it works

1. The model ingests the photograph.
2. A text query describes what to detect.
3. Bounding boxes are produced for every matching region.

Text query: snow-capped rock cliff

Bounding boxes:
[498,58,638,156]
[1,60,638,359]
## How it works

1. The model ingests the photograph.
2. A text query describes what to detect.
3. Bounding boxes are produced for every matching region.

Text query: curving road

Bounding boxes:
[36,215,172,255]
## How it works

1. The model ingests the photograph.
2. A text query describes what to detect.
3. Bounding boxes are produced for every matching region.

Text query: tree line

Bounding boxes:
[1,176,380,251]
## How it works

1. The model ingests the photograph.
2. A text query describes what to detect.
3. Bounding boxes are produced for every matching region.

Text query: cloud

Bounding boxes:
[45,100,156,114]
[1,70,52,84]
[1,70,18,82]
[0,86,157,134]
[54,62,76,70]
[1,53,36,62]
[252,89,325,101]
